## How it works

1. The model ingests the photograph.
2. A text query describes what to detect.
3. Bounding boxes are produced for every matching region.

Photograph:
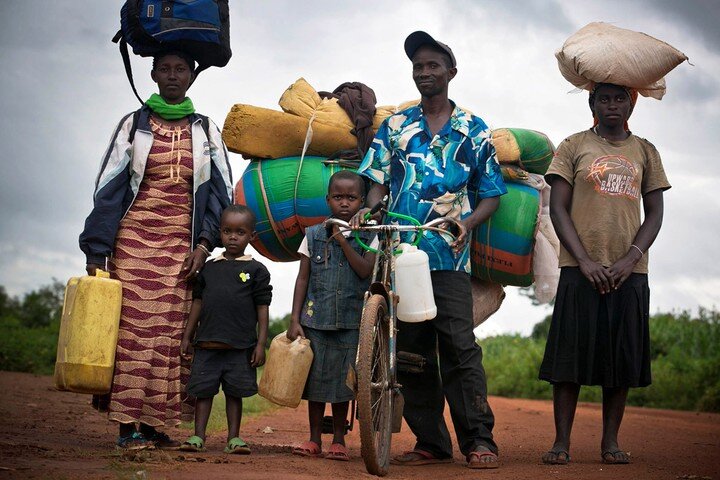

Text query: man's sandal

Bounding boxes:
[467,448,499,469]
[292,440,322,457]
[325,443,349,461]
[224,437,251,454]
[179,435,205,452]
[390,449,452,466]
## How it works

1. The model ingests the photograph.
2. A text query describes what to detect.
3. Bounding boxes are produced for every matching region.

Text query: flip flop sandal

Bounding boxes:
[292,440,322,457]
[542,450,570,465]
[325,443,349,462]
[466,449,499,469]
[602,450,630,464]
[179,435,206,452]
[224,437,251,455]
[390,449,452,466]
[116,432,153,451]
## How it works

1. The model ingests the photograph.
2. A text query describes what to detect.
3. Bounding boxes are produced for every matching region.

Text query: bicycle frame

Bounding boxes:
[324,213,462,476]
[325,215,463,396]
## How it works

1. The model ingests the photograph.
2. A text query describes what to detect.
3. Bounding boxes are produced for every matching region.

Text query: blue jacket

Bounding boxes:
[79,106,233,265]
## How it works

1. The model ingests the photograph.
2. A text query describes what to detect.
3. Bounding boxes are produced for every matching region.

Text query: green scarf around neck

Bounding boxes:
[145,93,195,120]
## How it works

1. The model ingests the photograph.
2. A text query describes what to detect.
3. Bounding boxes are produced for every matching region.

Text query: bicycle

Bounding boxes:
[325,201,462,476]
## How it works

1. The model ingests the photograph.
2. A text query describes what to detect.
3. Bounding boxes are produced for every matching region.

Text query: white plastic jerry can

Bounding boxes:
[394,243,437,322]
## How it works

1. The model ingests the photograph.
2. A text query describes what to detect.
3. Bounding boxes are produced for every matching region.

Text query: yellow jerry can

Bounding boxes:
[54,270,122,394]
[258,331,313,408]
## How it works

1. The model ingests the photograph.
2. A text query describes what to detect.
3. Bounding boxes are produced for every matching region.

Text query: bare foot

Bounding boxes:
[602,450,630,464]
[542,450,570,465]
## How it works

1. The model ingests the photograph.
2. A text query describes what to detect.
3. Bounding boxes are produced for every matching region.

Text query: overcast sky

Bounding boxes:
[1,1,718,336]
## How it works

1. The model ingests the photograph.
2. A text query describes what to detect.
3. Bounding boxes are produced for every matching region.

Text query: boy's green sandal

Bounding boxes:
[179,435,205,452]
[224,437,251,455]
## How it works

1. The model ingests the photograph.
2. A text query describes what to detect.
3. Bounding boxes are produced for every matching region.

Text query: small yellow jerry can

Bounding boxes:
[258,331,313,408]
[54,270,122,394]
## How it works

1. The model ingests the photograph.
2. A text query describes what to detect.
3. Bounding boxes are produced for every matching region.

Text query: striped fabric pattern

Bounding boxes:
[106,117,195,427]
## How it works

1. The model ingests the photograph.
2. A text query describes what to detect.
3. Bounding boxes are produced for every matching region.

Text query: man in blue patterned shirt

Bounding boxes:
[353,31,506,469]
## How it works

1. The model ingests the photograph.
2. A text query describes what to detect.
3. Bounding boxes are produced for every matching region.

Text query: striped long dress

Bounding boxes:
[106,117,195,427]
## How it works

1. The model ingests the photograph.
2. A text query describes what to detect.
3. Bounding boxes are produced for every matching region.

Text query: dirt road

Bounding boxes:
[0,371,718,479]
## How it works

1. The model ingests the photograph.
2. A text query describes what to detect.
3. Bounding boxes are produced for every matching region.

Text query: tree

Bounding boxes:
[266,313,292,348]
[18,279,64,328]
[0,286,21,316]
[518,285,556,307]
[530,314,552,340]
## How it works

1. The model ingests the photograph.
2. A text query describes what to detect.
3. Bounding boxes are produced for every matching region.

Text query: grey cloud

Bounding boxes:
[1,0,718,329]
[642,0,720,50]
[662,67,719,105]
[451,0,574,33]
[0,3,117,49]
[652,194,720,279]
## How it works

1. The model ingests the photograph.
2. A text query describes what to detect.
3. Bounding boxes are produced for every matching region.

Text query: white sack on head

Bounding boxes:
[555,22,688,100]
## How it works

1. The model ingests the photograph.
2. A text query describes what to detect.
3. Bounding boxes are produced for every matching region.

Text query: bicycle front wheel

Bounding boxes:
[357,294,393,476]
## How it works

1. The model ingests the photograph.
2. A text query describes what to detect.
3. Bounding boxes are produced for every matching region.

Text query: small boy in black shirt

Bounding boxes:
[180,205,272,454]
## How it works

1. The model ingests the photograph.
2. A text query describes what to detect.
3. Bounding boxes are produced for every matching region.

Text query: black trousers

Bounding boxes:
[396,270,497,458]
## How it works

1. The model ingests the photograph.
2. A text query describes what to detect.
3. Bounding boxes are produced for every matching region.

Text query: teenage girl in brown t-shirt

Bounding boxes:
[539,83,671,466]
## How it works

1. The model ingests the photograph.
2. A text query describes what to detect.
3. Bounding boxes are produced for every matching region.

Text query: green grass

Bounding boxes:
[481,308,720,412]
[3,297,717,414]
[181,391,278,434]
[181,366,280,434]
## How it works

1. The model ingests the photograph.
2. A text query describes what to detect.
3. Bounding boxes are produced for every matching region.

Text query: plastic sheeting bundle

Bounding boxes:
[235,156,353,262]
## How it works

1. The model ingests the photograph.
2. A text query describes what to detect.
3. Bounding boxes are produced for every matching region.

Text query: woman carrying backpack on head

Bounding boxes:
[79,50,232,450]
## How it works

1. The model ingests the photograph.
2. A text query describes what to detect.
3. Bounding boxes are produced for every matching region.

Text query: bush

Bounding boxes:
[266,313,291,348]
[16,280,64,328]
[482,309,720,412]
[530,314,552,340]
[3,281,718,414]
[0,316,59,375]
[482,335,552,400]
[0,281,64,375]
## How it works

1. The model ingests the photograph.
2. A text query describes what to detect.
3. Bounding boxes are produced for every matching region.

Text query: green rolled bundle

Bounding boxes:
[235,156,354,262]
[470,182,540,287]
[492,128,555,175]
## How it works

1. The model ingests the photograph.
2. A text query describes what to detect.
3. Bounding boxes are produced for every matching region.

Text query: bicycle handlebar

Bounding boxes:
[325,216,462,233]
[325,216,466,255]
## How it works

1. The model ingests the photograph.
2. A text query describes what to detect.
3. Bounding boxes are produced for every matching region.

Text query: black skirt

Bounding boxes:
[538,267,652,388]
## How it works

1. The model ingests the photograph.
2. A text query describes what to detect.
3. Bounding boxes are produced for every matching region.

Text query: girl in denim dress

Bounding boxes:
[287,171,377,461]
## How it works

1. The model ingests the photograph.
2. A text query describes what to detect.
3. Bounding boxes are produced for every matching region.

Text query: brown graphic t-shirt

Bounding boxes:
[545,129,671,274]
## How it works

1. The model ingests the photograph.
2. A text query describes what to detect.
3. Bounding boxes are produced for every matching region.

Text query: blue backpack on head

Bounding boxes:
[113,0,231,104]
